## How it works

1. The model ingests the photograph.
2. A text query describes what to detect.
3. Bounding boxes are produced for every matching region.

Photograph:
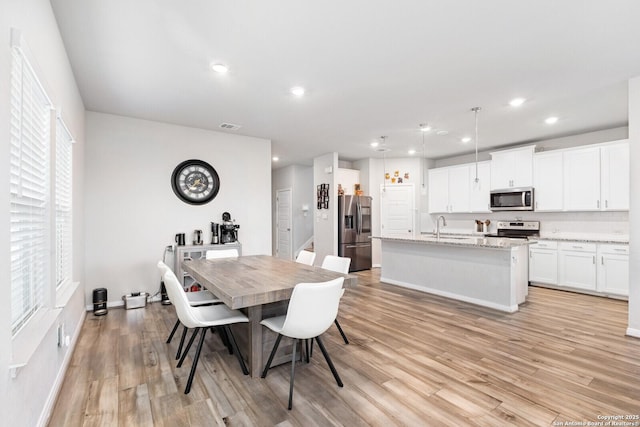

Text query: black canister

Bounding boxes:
[93,288,108,316]
[211,222,219,244]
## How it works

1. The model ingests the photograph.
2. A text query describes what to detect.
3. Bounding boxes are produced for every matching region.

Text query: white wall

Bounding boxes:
[0,1,86,426]
[272,165,314,258]
[628,77,640,337]
[84,112,272,307]
[313,153,339,263]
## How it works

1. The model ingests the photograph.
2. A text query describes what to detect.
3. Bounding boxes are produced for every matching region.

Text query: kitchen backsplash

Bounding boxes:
[422,210,629,240]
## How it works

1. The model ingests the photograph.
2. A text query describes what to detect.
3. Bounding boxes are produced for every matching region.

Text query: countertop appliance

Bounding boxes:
[338,195,372,272]
[220,212,240,243]
[485,220,540,239]
[490,187,534,211]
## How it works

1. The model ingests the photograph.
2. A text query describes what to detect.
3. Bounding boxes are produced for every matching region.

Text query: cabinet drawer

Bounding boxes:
[558,242,597,252]
[598,244,629,255]
[531,240,558,250]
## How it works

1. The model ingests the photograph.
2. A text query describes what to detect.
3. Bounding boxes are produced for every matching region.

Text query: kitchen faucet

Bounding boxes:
[436,215,447,239]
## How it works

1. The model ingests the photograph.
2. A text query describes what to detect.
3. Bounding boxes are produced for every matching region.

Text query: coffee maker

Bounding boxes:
[220,212,239,244]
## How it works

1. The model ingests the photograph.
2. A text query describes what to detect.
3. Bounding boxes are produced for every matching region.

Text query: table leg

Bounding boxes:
[247,305,263,378]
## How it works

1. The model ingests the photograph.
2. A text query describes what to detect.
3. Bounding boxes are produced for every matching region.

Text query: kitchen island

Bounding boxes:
[375,234,533,312]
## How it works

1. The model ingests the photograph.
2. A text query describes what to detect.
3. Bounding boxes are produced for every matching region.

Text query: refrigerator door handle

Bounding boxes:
[356,201,362,235]
[346,244,372,249]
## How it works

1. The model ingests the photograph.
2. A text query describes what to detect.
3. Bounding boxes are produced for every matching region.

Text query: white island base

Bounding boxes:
[379,237,530,313]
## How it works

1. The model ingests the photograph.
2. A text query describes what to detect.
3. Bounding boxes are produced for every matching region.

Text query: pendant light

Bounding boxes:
[471,107,481,184]
[420,124,428,192]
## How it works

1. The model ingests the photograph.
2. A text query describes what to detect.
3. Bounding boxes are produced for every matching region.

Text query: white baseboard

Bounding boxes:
[38,309,87,427]
[626,327,640,338]
[380,276,519,313]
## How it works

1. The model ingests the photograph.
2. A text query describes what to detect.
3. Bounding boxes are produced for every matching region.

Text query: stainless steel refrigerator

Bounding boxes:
[338,195,372,272]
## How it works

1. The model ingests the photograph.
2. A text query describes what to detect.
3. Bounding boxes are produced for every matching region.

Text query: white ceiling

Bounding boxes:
[50,0,640,168]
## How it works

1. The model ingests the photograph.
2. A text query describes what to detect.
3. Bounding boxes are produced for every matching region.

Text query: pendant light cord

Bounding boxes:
[471,107,481,183]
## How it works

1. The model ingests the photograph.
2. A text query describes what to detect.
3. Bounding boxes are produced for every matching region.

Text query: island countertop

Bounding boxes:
[373,234,533,249]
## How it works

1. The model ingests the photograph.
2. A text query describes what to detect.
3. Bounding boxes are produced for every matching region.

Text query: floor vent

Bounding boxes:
[219,122,242,130]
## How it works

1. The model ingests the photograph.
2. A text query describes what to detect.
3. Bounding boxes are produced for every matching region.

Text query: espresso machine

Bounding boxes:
[220,212,239,243]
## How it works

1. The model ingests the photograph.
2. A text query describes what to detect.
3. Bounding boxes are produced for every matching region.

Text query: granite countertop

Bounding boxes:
[374,234,533,249]
[532,235,629,244]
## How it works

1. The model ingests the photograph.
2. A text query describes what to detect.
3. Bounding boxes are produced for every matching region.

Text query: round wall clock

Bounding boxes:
[171,159,220,205]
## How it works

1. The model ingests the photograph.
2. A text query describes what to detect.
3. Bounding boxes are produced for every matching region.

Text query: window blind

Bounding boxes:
[55,118,73,289]
[10,47,52,336]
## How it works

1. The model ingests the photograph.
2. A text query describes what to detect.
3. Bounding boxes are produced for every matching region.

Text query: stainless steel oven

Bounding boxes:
[490,187,534,211]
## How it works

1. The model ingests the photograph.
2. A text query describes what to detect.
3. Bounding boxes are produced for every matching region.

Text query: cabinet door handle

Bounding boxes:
[572,245,583,249]
[605,200,608,208]
[592,255,596,264]
[613,248,627,252]
[601,256,604,265]
[597,200,600,209]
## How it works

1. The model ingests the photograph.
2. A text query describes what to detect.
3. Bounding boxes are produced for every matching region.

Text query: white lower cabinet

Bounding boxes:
[558,242,597,291]
[597,244,629,296]
[529,240,629,298]
[528,241,558,284]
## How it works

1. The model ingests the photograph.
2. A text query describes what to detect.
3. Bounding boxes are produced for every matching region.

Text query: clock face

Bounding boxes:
[171,159,220,205]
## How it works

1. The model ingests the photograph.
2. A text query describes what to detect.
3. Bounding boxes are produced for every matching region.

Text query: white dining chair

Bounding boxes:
[320,255,351,344]
[260,277,345,410]
[159,261,250,394]
[159,262,223,359]
[206,248,239,259]
[295,250,316,266]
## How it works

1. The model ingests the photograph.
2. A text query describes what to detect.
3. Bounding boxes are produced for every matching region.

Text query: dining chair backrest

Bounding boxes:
[206,248,239,260]
[321,255,351,274]
[280,278,345,339]
[157,260,171,275]
[158,261,201,329]
[295,250,316,266]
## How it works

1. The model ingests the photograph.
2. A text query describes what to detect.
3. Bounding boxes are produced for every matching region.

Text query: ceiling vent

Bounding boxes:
[219,122,241,130]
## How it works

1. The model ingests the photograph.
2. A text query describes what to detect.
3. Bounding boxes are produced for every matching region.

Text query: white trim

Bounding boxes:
[37,310,86,427]
[10,308,62,374]
[626,328,640,339]
[380,276,519,313]
[295,236,314,257]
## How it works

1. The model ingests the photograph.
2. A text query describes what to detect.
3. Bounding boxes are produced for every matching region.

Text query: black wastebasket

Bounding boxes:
[93,288,107,316]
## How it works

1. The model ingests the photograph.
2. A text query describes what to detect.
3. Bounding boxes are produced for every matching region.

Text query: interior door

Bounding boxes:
[380,184,415,238]
[276,188,292,259]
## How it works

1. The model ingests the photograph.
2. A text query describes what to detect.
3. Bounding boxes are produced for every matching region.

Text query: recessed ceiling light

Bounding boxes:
[408,149,416,155]
[436,130,448,136]
[509,97,526,107]
[290,86,305,97]
[461,137,472,143]
[211,63,229,73]
[420,124,431,132]
[370,141,379,148]
[272,156,279,162]
[545,116,559,125]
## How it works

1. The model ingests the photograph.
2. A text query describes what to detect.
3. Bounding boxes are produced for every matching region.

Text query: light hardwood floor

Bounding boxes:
[49,269,640,426]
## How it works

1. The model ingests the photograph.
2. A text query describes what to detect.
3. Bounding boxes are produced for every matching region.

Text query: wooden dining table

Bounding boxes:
[182,255,357,377]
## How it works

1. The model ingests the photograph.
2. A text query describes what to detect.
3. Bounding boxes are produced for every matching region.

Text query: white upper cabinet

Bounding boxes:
[427,164,470,213]
[490,145,535,189]
[469,161,491,213]
[600,141,629,211]
[533,151,564,211]
[563,146,601,211]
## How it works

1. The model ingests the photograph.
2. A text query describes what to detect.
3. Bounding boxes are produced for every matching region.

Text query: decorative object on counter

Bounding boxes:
[337,184,344,196]
[471,107,482,186]
[171,159,220,205]
[210,222,219,244]
[394,170,399,177]
[385,172,390,180]
[193,229,203,245]
[484,219,491,233]
[404,172,409,180]
[220,212,240,243]
[317,183,330,209]
[175,233,186,246]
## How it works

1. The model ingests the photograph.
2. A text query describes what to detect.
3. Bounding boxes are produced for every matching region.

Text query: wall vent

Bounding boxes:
[219,122,242,130]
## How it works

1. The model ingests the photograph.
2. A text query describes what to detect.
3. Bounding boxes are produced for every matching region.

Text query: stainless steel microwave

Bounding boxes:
[490,187,534,211]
